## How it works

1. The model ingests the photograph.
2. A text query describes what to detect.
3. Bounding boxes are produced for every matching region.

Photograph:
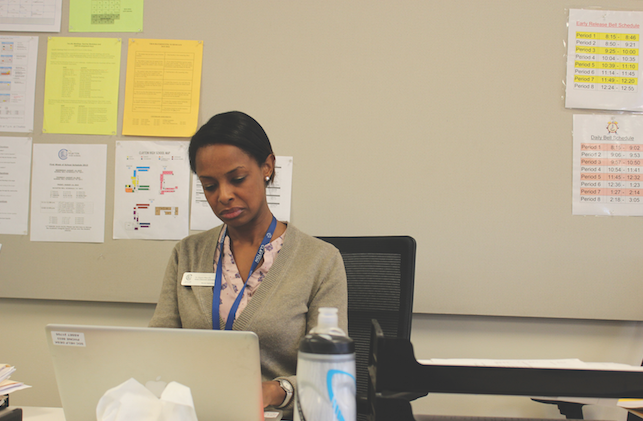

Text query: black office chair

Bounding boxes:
[317,235,417,421]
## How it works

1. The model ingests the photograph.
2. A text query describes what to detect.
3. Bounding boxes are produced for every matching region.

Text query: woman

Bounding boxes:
[149,111,348,415]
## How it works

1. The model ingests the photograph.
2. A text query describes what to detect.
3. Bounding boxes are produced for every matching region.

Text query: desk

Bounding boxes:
[18,407,289,421]
[20,407,65,421]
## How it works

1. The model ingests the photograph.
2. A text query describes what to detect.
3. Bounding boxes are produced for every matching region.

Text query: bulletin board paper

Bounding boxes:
[113,140,190,240]
[42,37,121,135]
[573,114,643,215]
[566,9,643,111]
[122,39,203,138]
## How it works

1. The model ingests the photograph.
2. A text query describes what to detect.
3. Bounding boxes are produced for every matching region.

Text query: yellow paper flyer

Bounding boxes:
[122,39,203,137]
[69,0,144,33]
[43,37,121,135]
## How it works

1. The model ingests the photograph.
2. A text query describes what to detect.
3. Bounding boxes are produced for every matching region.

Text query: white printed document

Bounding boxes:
[573,114,643,216]
[113,140,190,240]
[0,0,62,32]
[419,358,643,371]
[0,136,31,235]
[0,36,38,132]
[30,144,107,243]
[566,9,643,111]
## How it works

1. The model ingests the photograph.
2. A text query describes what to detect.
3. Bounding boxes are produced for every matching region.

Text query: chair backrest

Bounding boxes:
[317,235,416,415]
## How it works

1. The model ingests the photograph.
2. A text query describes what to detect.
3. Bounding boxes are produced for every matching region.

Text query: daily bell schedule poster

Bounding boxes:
[573,114,643,216]
[566,9,643,111]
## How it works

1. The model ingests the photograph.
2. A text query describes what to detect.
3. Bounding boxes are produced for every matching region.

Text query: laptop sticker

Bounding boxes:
[51,331,86,347]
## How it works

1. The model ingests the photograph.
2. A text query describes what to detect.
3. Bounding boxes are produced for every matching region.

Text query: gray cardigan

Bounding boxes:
[149,224,348,412]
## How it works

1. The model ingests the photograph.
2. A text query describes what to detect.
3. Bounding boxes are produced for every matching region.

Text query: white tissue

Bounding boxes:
[96,378,198,421]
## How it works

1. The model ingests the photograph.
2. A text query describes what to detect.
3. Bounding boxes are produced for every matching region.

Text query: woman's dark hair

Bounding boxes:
[189,111,275,183]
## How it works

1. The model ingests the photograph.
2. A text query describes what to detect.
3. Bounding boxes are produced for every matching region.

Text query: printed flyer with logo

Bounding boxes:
[30,143,107,242]
[573,114,643,215]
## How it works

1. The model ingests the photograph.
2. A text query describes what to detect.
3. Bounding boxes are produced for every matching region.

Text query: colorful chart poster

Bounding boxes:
[30,144,107,243]
[69,0,143,33]
[113,140,190,240]
[0,136,31,235]
[122,39,203,138]
[566,9,643,111]
[43,37,121,135]
[0,36,38,132]
[0,0,62,32]
[189,156,294,231]
[573,114,643,215]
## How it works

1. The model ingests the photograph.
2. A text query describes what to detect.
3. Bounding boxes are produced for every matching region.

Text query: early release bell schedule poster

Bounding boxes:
[566,9,643,111]
[573,114,643,216]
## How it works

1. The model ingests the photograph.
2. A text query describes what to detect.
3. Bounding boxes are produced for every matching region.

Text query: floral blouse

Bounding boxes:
[213,229,285,325]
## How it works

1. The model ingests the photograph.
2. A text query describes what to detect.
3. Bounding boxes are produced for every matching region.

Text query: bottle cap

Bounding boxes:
[310,307,347,336]
[316,307,338,331]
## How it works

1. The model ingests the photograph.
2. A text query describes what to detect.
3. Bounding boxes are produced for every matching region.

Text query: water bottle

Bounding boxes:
[294,307,356,421]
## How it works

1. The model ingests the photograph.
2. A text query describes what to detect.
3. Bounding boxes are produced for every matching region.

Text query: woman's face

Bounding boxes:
[195,144,273,229]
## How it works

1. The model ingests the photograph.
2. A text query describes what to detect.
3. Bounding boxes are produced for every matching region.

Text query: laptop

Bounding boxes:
[45,324,265,421]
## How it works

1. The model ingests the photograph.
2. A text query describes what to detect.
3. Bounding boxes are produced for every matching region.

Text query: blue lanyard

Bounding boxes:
[212,216,277,330]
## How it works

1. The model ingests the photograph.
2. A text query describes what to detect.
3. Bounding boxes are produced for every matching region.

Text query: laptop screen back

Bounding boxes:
[45,324,264,421]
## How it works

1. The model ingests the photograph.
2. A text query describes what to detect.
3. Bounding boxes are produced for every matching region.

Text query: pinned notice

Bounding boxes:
[122,39,203,138]
[566,9,643,111]
[572,114,643,216]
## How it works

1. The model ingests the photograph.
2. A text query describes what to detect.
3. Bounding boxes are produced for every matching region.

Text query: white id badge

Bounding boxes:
[181,272,216,286]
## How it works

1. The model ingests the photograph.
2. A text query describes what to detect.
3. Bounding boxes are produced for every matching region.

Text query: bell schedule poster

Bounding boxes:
[573,114,643,216]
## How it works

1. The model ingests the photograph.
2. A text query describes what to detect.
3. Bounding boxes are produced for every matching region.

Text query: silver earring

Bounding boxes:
[265,176,270,181]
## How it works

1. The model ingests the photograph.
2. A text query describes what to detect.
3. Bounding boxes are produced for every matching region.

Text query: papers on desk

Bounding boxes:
[0,364,14,383]
[618,399,643,419]
[0,364,31,395]
[418,358,643,371]
[618,399,643,409]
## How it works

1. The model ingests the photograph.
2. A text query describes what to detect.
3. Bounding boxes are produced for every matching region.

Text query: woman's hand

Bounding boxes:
[262,380,286,408]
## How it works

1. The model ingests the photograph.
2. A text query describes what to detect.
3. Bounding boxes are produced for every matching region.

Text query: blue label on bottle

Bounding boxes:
[326,369,356,421]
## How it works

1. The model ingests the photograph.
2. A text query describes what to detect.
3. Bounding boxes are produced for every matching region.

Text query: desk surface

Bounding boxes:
[20,407,65,421]
[18,407,290,421]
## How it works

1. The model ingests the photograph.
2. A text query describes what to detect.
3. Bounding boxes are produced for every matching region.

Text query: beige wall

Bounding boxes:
[4,0,643,321]
[2,3,643,418]
[3,297,643,419]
